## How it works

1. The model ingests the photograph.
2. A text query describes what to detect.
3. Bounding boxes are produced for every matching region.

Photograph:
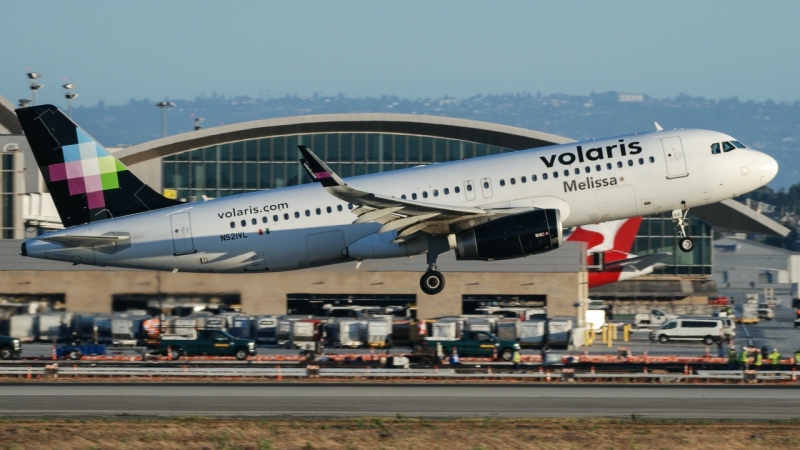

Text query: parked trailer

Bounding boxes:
[228,316,254,339]
[255,316,278,345]
[496,319,520,341]
[547,318,574,346]
[432,321,459,339]
[9,314,38,342]
[360,319,391,348]
[290,319,322,350]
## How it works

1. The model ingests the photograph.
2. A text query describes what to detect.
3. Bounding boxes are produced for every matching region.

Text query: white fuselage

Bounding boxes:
[24,129,778,273]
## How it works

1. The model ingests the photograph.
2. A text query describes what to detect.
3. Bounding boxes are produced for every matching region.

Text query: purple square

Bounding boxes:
[84,174,103,193]
[48,163,67,182]
[68,177,86,195]
[87,191,105,209]
[65,161,83,179]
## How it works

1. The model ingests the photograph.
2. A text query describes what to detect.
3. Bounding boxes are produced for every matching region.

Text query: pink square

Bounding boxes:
[48,163,67,182]
[87,191,105,209]
[65,161,83,179]
[84,174,103,193]
[68,177,86,195]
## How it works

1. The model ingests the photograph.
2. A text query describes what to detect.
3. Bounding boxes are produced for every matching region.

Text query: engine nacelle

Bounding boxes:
[454,209,562,261]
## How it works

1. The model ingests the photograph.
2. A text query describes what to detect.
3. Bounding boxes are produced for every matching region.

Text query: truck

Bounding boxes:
[0,335,21,360]
[757,303,774,320]
[158,329,256,360]
[425,330,520,361]
[634,309,678,328]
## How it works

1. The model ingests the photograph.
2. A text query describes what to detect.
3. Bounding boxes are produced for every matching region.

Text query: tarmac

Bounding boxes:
[2,383,800,419]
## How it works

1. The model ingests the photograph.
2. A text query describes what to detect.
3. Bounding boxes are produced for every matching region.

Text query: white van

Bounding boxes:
[650,318,726,344]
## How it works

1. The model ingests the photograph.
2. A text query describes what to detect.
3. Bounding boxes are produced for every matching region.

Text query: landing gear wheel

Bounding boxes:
[420,270,445,295]
[679,237,694,253]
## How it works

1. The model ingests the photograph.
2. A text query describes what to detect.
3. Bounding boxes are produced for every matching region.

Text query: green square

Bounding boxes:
[101,172,119,190]
[115,160,127,172]
[98,156,117,174]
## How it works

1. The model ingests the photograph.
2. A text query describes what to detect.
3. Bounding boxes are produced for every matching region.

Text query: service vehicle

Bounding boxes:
[634,309,678,328]
[0,335,21,360]
[650,318,727,344]
[425,330,520,361]
[158,329,256,360]
[737,302,760,324]
[757,303,774,320]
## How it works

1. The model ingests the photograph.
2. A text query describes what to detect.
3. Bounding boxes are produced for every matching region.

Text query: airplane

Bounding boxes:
[16,105,778,295]
[565,217,670,288]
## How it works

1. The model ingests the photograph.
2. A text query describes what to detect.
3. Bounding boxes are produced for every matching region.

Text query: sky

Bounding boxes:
[2,1,800,107]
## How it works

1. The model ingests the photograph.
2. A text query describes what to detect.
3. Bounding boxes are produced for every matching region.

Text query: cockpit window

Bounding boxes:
[711,143,721,154]
[722,141,736,152]
[732,141,746,149]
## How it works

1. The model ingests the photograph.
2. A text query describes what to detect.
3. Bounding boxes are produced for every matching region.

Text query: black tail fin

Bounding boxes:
[16,104,180,227]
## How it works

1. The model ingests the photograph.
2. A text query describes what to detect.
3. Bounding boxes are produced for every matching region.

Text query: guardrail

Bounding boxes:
[4,365,797,383]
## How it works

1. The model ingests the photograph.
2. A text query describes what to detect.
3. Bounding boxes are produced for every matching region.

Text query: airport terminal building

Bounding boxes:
[0,94,788,318]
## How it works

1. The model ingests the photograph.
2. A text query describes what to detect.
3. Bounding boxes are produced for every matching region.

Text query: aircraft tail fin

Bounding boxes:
[566,217,643,254]
[16,105,180,227]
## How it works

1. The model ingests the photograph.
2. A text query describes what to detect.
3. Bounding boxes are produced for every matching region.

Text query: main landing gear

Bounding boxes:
[420,235,449,295]
[672,203,694,253]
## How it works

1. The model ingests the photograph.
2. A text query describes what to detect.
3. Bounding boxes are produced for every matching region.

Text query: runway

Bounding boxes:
[2,383,800,419]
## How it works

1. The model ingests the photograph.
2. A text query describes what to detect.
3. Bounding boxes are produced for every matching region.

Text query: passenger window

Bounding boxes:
[723,142,736,152]
[337,205,343,212]
[663,321,677,330]
[262,216,268,223]
[711,143,721,154]
[466,184,472,192]
[444,188,450,195]
[531,174,537,181]
[483,181,489,189]
[596,165,601,171]
[305,210,310,217]
[553,172,559,179]
[294,212,300,219]
[617,161,623,168]
[574,168,580,175]
[455,186,461,193]
[563,170,569,176]
[422,191,428,198]
[433,189,439,197]
[606,163,612,170]
[732,141,746,148]
[315,208,321,215]
[241,220,246,227]
[521,176,526,183]
[251,218,257,225]
[412,193,418,200]
[542,173,548,180]
[326,206,332,213]
[273,215,279,222]
[584,166,590,173]
[499,179,505,186]
[510,178,516,185]
[638,158,644,165]
[401,194,407,199]
[347,203,353,210]
[628,160,633,166]
[230,222,235,229]
[649,156,655,163]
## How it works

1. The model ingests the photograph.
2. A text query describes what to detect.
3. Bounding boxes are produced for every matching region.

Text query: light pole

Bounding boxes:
[62,83,78,118]
[27,72,43,106]
[18,99,31,108]
[194,117,204,131]
[155,101,176,138]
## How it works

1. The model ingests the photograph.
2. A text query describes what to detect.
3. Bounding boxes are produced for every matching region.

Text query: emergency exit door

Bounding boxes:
[170,212,195,255]
[661,136,688,178]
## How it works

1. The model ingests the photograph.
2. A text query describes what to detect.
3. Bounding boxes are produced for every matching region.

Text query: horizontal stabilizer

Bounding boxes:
[604,252,671,271]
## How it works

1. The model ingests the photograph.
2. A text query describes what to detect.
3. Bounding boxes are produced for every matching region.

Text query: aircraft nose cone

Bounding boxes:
[757,153,779,185]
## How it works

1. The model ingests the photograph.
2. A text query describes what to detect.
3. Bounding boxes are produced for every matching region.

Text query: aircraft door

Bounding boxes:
[464,180,476,201]
[170,212,196,255]
[480,178,494,198]
[661,137,688,178]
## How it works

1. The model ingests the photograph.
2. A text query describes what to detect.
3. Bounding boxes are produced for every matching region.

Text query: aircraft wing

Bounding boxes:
[604,253,671,271]
[298,145,499,239]
[40,234,129,248]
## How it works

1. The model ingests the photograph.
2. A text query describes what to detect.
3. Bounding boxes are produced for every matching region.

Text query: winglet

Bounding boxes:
[654,122,663,132]
[298,145,346,188]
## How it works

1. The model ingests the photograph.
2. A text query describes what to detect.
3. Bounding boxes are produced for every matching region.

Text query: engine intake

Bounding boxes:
[454,209,562,261]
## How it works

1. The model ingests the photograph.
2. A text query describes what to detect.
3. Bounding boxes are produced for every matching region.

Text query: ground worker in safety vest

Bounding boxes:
[794,349,800,366]
[512,350,521,370]
[727,347,737,370]
[754,349,763,372]
[769,348,781,370]
[738,346,749,370]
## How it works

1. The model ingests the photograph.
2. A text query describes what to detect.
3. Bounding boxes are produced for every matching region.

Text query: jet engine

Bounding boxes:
[454,209,562,261]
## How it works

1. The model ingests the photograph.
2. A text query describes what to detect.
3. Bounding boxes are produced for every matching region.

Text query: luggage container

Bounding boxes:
[432,321,458,339]
[547,318,574,346]
[111,316,145,346]
[277,319,292,344]
[255,316,278,345]
[203,316,227,331]
[38,313,66,342]
[496,319,520,341]
[228,316,254,339]
[519,319,546,347]
[329,319,362,348]
[9,314,38,342]
[391,320,411,346]
[170,317,199,336]
[360,319,391,347]
[464,318,493,334]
